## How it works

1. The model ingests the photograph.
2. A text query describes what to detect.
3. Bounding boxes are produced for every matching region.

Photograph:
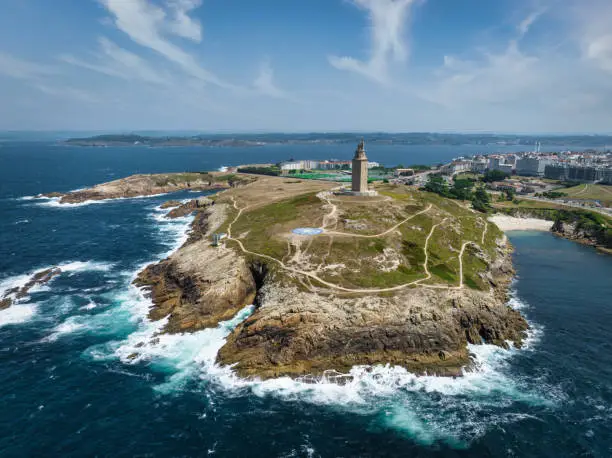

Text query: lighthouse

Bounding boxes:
[351,139,369,193]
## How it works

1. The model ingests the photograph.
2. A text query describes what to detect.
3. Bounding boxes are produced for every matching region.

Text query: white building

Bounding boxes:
[367,161,380,169]
[279,160,304,171]
[471,159,488,173]
[516,157,552,176]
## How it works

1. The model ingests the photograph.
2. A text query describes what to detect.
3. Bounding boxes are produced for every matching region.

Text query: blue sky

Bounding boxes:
[0,0,611,133]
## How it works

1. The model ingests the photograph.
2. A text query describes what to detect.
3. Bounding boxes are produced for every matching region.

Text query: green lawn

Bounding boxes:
[562,184,612,207]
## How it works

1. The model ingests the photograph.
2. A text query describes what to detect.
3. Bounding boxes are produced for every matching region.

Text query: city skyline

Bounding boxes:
[1,0,611,133]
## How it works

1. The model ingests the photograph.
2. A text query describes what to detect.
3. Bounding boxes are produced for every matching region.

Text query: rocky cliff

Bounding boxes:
[217,240,527,379]
[126,177,530,380]
[134,203,257,333]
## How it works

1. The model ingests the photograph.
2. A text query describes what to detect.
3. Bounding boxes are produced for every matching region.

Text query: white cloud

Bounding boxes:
[0,52,56,79]
[166,0,203,41]
[60,37,167,84]
[586,34,612,73]
[517,9,546,38]
[99,0,231,88]
[0,52,99,104]
[253,60,290,99]
[33,83,100,103]
[329,0,416,83]
[425,41,541,108]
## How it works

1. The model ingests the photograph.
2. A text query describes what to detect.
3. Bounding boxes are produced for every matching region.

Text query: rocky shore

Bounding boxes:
[217,238,527,379]
[1,267,62,310]
[132,192,528,380]
[134,202,257,333]
[39,173,251,204]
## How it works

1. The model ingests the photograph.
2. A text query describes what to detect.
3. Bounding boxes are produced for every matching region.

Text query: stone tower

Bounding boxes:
[351,139,368,193]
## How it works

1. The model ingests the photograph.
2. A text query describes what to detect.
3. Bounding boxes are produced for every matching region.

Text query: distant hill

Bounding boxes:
[63,132,612,148]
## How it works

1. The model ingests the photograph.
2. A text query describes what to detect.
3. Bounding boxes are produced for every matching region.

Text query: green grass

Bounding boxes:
[562,184,612,207]
[430,263,457,282]
[153,172,213,187]
[225,183,513,290]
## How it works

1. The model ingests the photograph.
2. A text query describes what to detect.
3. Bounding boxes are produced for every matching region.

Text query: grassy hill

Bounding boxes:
[216,180,503,293]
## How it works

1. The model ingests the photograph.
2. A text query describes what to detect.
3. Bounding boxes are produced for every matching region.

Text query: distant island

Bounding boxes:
[63,132,612,148]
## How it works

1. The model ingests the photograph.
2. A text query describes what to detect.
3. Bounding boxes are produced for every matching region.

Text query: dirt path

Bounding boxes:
[324,204,433,239]
[574,184,589,196]
[226,197,479,294]
[481,219,488,245]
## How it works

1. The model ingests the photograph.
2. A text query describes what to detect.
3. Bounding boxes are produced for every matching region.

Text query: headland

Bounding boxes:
[34,169,529,380]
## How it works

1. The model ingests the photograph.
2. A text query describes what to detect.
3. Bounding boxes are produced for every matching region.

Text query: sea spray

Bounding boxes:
[101,288,559,446]
[0,304,37,327]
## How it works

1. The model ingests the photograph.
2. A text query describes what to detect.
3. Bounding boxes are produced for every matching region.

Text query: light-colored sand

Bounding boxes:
[489,215,553,232]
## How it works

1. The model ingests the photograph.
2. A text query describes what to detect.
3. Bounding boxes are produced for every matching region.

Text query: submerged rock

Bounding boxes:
[0,267,62,310]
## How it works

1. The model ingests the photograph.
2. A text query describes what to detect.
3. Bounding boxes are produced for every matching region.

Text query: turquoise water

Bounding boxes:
[1,142,612,457]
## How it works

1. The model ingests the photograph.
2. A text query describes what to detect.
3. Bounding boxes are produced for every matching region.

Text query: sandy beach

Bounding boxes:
[489,215,553,232]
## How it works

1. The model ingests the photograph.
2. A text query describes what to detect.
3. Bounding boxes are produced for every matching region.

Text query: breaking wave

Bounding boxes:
[91,283,556,446]
[0,304,38,327]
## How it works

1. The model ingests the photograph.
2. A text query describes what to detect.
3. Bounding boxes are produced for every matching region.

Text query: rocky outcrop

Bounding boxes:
[38,173,254,204]
[165,197,214,219]
[1,267,62,310]
[134,205,257,333]
[160,200,182,209]
[217,244,528,379]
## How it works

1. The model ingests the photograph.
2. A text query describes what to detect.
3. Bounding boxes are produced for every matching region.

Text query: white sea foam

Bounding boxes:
[0,304,37,327]
[32,192,173,208]
[44,316,87,341]
[58,260,114,273]
[98,282,555,446]
[14,219,29,225]
[0,272,32,297]
[79,300,98,311]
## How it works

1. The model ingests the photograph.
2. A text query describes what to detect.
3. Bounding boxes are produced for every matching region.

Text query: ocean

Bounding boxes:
[1,141,611,457]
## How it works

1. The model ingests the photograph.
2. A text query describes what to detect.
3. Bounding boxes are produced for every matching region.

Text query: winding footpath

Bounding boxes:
[225,196,486,294]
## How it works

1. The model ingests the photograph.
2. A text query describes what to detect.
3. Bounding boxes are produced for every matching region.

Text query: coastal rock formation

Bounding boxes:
[1,267,62,310]
[134,205,257,333]
[165,197,214,219]
[160,200,182,209]
[65,172,530,380]
[39,173,253,204]
[217,244,527,379]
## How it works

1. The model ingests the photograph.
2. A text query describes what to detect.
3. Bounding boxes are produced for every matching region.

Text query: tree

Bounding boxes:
[472,186,491,213]
[449,178,474,200]
[483,169,510,183]
[504,188,516,201]
[423,174,450,196]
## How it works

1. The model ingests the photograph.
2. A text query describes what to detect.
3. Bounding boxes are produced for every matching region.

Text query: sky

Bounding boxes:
[0,0,611,133]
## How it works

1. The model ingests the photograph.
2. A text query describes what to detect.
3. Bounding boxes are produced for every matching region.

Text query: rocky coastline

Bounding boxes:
[35,173,530,380]
[216,237,527,379]
[38,173,251,205]
[1,267,62,310]
[133,194,528,380]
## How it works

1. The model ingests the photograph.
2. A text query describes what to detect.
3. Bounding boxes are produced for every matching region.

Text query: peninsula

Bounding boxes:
[35,148,529,379]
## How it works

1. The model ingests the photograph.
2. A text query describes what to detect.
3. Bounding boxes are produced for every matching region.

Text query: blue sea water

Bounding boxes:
[1,141,612,457]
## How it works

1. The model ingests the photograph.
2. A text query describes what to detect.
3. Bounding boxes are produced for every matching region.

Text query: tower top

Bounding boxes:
[354,139,367,160]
